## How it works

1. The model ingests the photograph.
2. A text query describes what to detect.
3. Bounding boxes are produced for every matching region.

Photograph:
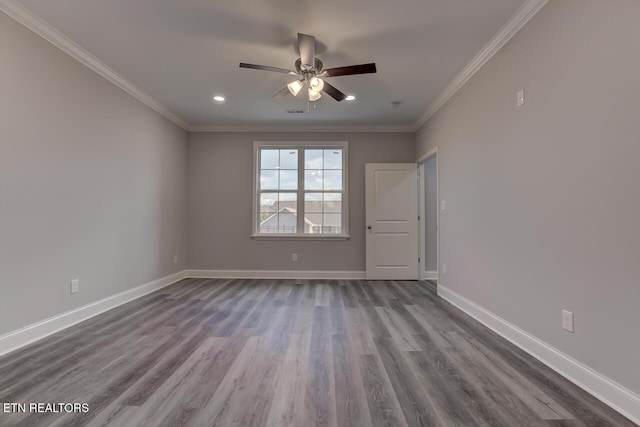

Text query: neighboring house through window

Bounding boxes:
[252,141,348,239]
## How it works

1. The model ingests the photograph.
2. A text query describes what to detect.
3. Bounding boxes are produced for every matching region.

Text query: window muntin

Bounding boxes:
[254,143,347,238]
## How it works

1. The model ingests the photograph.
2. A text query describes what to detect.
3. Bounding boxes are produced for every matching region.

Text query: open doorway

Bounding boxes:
[418,149,438,282]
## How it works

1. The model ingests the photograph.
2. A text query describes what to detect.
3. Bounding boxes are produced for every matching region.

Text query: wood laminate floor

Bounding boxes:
[0,279,634,427]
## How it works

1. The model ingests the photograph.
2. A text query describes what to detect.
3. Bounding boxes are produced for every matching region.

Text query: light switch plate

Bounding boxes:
[70,279,79,294]
[562,310,574,333]
[517,89,525,107]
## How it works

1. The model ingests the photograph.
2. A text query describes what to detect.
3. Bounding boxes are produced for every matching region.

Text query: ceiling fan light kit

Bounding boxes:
[310,77,324,92]
[308,88,322,101]
[240,33,377,106]
[287,80,304,96]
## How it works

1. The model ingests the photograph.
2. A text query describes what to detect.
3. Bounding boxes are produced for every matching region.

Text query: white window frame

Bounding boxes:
[252,141,349,240]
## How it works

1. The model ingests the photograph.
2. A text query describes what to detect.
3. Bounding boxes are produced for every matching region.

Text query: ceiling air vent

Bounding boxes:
[286,109,305,114]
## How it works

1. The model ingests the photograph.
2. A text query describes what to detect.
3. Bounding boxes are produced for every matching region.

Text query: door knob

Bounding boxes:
[367,225,372,230]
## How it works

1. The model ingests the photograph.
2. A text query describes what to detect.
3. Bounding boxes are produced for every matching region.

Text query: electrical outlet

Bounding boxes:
[70,279,79,294]
[442,264,447,275]
[441,200,447,210]
[562,310,574,333]
[173,254,178,264]
[292,253,298,262]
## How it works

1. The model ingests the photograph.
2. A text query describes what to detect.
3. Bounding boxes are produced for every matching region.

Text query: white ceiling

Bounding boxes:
[16,0,525,130]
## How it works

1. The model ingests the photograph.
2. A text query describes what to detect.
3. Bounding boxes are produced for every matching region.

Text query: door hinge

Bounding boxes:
[418,215,420,221]
[418,257,421,263]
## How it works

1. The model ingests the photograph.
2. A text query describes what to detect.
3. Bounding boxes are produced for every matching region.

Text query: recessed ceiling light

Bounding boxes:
[213,95,225,102]
[345,95,356,101]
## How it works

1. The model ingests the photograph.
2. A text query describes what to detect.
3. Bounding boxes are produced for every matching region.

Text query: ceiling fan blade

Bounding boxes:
[321,81,347,102]
[298,33,315,70]
[239,63,298,75]
[272,87,291,98]
[320,63,377,77]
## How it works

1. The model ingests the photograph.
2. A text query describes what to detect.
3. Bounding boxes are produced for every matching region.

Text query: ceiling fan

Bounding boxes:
[239,33,377,102]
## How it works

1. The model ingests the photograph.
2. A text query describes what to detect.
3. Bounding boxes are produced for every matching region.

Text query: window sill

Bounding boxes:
[251,234,350,241]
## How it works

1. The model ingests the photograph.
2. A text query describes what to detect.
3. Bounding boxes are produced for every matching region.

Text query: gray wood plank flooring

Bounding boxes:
[0,279,635,426]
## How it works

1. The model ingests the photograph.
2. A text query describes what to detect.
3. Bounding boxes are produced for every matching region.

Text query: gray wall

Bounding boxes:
[416,0,640,394]
[187,132,415,271]
[423,156,438,272]
[0,12,188,336]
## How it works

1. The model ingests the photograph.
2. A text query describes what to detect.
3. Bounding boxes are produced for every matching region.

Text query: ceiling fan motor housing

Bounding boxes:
[295,58,324,77]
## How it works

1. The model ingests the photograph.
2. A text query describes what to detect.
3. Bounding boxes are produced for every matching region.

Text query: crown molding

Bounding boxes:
[187,125,415,133]
[3,0,548,134]
[413,0,549,131]
[0,0,190,130]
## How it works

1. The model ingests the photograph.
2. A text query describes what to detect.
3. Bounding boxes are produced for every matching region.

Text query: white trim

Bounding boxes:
[418,162,425,278]
[251,234,350,241]
[423,271,438,280]
[417,148,439,283]
[0,0,189,130]
[413,0,549,130]
[188,125,415,133]
[2,0,547,134]
[0,270,187,357]
[416,146,439,165]
[437,284,640,425]
[187,269,365,280]
[2,0,548,135]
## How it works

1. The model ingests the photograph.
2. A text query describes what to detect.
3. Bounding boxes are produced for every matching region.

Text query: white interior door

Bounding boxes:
[365,163,418,280]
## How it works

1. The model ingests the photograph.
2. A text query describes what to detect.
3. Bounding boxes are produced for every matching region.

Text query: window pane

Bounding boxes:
[304,149,323,169]
[260,193,278,213]
[261,149,279,170]
[323,170,342,190]
[278,192,297,212]
[323,213,342,234]
[304,193,323,213]
[276,211,297,234]
[304,170,323,190]
[260,170,278,190]
[260,192,297,234]
[305,213,323,234]
[257,144,346,236]
[323,193,342,212]
[324,149,342,170]
[279,170,297,190]
[259,192,278,233]
[279,192,297,202]
[280,149,298,170]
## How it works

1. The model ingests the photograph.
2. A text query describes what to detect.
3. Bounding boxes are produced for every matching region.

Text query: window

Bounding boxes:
[253,141,348,239]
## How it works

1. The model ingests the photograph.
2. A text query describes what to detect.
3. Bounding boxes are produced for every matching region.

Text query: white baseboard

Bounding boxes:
[0,270,187,358]
[437,284,640,425]
[422,270,438,280]
[186,269,366,280]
